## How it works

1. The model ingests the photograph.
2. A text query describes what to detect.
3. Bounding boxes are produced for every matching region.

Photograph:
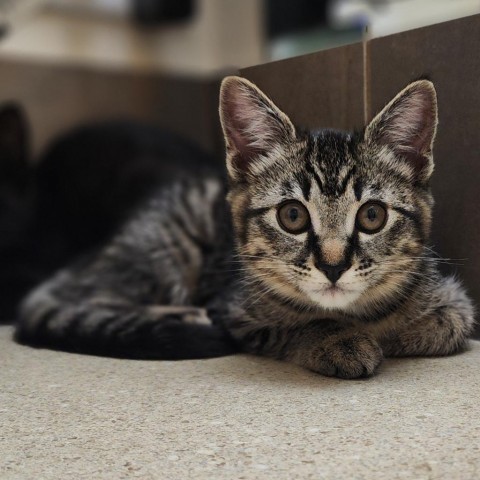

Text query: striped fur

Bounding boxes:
[16,77,475,377]
[16,176,238,359]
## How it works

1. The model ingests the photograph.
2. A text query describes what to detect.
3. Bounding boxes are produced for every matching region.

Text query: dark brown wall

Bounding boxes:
[241,43,365,131]
[242,14,480,334]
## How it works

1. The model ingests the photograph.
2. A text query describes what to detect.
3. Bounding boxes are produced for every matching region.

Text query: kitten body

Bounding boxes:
[16,78,475,377]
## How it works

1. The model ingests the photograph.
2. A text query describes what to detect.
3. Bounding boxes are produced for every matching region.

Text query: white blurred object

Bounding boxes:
[0,0,130,22]
[0,0,45,31]
[0,0,264,75]
[329,0,480,37]
[46,0,130,18]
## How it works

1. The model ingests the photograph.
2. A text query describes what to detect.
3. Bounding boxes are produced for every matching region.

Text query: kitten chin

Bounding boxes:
[300,284,364,310]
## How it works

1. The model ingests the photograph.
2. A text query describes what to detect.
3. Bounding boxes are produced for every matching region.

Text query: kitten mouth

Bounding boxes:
[323,285,348,295]
[304,283,362,309]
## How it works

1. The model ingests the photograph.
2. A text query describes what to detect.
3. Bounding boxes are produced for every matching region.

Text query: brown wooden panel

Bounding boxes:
[150,75,224,160]
[240,43,364,131]
[0,57,223,157]
[368,14,480,332]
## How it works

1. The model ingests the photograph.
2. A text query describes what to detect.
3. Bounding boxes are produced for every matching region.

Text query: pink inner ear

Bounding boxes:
[227,125,264,172]
[378,87,436,155]
[228,124,250,155]
[224,105,266,168]
[369,82,437,180]
[399,149,429,175]
[410,106,436,155]
[221,82,278,171]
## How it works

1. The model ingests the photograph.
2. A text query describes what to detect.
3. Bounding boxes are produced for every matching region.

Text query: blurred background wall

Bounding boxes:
[0,0,478,157]
[0,0,265,158]
[0,1,479,331]
[1,1,479,70]
[0,0,264,75]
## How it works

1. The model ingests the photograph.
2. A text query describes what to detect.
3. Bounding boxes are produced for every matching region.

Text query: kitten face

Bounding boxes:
[220,77,437,313]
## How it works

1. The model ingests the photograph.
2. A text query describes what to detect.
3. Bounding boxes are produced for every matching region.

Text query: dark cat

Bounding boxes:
[15,77,475,378]
[0,104,35,319]
[31,120,218,268]
[0,109,216,320]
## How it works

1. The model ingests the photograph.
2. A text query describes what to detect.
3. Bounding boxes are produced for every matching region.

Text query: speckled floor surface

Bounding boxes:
[1,325,479,480]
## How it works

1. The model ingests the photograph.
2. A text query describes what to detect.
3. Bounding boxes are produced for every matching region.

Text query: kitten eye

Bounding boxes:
[356,202,388,234]
[277,201,310,234]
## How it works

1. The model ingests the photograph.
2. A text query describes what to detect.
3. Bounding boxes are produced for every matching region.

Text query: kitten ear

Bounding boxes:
[219,76,296,181]
[365,80,438,183]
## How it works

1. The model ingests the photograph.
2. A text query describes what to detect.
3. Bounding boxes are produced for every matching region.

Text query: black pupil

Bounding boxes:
[289,208,299,222]
[367,207,377,222]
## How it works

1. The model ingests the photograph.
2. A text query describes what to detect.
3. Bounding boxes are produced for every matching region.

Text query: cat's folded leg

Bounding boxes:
[146,305,211,325]
[17,289,237,359]
[230,319,383,379]
[379,277,476,357]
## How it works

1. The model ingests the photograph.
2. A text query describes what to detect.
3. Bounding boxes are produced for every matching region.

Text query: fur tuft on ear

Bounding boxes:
[365,80,438,183]
[219,76,296,181]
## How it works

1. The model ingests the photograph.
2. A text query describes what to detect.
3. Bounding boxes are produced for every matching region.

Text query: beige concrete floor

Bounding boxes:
[1,325,479,479]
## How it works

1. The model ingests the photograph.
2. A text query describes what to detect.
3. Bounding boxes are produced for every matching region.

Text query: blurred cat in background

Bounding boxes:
[0,103,217,320]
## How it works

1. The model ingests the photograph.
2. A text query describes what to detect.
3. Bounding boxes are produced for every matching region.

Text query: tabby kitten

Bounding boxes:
[16,77,475,378]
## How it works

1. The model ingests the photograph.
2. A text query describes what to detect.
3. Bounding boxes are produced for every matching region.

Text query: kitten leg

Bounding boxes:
[229,319,383,379]
[16,274,236,359]
[286,327,383,379]
[90,298,211,325]
[17,299,235,359]
[147,306,211,325]
[380,277,476,357]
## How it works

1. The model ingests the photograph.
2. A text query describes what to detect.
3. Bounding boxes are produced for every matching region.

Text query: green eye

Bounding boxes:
[277,201,310,234]
[356,202,388,234]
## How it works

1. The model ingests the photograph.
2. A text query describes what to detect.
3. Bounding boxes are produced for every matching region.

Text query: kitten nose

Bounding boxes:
[315,260,351,284]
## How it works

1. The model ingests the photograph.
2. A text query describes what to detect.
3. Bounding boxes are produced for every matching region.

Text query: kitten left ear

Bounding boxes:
[219,76,296,181]
[365,80,438,183]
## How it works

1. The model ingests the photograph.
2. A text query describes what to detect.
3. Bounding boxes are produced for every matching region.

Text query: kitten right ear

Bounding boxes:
[365,80,438,184]
[219,76,296,181]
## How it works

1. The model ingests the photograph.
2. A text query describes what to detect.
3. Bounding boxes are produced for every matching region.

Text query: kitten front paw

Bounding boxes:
[312,334,383,379]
